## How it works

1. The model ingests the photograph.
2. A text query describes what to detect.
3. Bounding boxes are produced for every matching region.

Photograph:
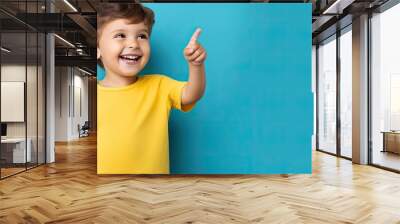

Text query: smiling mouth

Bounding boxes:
[119,54,142,64]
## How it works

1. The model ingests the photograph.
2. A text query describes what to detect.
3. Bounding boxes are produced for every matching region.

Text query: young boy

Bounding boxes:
[96,3,206,174]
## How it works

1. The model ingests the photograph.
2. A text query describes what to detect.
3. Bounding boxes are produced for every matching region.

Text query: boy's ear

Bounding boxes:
[97,47,101,59]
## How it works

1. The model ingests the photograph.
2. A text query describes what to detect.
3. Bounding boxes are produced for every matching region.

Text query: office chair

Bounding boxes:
[79,121,90,138]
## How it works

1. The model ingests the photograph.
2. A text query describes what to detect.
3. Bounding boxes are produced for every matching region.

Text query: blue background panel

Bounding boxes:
[98,3,313,174]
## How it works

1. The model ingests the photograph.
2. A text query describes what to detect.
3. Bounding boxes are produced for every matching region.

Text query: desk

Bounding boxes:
[1,138,31,163]
[381,131,400,154]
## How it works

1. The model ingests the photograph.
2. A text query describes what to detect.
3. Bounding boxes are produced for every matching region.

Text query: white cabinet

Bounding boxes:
[1,138,32,163]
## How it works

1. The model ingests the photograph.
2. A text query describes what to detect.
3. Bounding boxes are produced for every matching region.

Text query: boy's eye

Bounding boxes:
[138,34,148,39]
[114,33,125,38]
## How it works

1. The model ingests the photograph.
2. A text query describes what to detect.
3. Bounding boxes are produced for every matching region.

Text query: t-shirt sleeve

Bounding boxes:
[162,75,196,112]
[163,76,196,112]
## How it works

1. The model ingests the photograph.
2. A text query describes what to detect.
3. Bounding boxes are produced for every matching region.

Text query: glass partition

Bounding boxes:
[317,35,337,154]
[1,30,28,178]
[0,0,46,179]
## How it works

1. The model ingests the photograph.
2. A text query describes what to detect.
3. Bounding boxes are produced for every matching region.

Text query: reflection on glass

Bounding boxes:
[340,28,352,158]
[371,3,400,171]
[318,36,337,154]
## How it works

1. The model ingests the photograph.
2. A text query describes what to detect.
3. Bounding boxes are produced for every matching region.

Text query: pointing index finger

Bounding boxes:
[188,28,202,46]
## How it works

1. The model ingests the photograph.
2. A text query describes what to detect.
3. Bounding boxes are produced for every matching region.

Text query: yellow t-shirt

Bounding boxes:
[97,74,195,174]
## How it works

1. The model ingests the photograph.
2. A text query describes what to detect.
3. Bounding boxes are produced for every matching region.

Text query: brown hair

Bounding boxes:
[97,3,155,68]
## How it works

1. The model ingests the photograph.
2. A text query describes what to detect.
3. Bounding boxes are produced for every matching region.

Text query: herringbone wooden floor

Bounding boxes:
[1,134,400,224]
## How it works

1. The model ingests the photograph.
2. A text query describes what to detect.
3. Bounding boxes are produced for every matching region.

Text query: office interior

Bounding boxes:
[1,0,97,179]
[313,0,400,172]
[0,0,400,222]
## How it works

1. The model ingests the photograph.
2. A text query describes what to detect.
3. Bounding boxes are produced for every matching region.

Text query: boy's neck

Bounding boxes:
[100,73,138,87]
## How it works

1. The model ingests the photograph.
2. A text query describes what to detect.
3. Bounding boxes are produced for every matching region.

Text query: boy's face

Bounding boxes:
[97,19,150,78]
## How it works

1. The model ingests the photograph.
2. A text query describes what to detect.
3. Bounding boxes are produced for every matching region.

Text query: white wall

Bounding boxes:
[55,66,69,141]
[73,72,89,138]
[1,65,39,137]
[1,63,46,164]
[54,67,89,141]
[1,66,25,134]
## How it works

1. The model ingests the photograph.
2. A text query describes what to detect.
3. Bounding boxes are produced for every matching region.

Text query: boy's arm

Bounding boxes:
[182,28,207,106]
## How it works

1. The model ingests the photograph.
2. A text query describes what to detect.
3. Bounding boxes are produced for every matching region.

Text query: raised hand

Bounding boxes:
[183,28,207,66]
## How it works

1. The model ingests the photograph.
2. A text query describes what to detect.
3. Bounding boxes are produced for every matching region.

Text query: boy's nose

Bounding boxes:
[127,39,139,49]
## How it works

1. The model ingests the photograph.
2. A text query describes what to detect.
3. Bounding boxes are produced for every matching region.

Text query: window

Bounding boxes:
[317,35,337,154]
[371,2,400,171]
[339,27,352,158]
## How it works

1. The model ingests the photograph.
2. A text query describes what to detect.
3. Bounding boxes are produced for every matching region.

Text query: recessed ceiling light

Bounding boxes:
[63,0,78,12]
[54,34,75,48]
[322,0,353,15]
[1,47,11,53]
[78,67,93,76]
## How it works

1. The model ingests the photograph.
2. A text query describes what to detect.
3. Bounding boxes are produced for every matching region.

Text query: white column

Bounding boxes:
[46,1,56,163]
[352,14,369,164]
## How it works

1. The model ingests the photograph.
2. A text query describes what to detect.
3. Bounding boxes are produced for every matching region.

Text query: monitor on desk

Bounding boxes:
[1,123,7,138]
